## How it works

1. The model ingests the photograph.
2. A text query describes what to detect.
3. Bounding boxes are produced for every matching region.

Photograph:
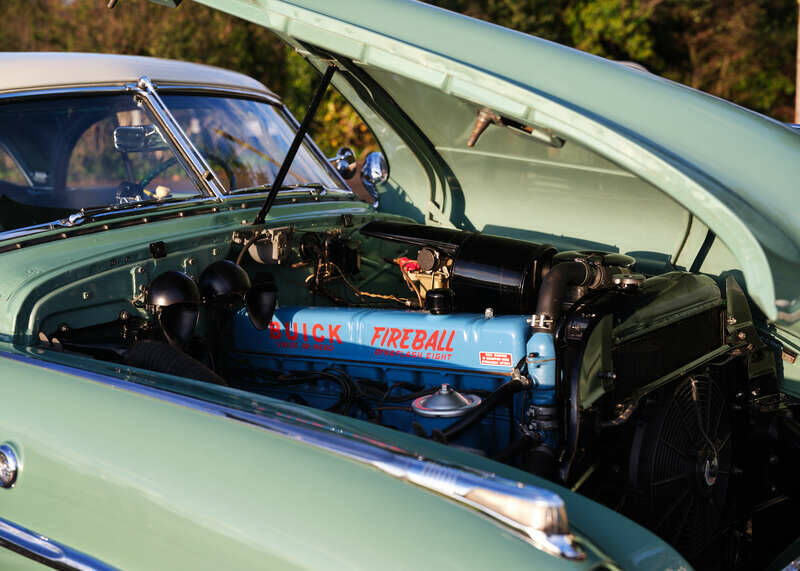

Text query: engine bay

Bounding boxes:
[34,215,800,569]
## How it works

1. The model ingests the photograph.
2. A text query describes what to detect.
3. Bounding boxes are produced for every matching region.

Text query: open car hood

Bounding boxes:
[196,0,800,334]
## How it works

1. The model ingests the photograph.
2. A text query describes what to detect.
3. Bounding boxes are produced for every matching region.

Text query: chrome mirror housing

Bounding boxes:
[329,146,357,179]
[113,125,169,153]
[360,151,388,204]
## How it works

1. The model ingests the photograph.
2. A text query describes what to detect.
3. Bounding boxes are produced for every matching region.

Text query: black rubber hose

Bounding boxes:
[492,433,539,462]
[124,340,229,386]
[441,377,527,441]
[534,261,591,328]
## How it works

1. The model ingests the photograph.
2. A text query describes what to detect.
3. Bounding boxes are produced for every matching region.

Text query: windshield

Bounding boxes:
[0,94,203,232]
[161,95,345,193]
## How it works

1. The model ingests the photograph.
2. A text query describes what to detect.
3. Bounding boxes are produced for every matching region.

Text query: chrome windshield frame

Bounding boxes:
[131,76,227,200]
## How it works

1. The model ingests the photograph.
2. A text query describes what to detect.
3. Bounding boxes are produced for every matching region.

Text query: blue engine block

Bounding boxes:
[230,306,557,454]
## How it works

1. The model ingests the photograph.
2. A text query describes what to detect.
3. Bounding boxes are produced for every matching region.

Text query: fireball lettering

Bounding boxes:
[371,326,454,354]
[436,329,447,351]
[286,322,299,341]
[412,330,426,350]
[328,325,342,344]
[445,330,455,351]
[370,326,385,345]
[312,323,324,342]
[387,328,402,348]
[424,330,439,351]
[399,328,413,349]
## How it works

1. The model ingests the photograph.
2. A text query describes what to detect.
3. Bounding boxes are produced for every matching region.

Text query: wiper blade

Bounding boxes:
[59,196,191,226]
[254,63,337,225]
[230,182,326,196]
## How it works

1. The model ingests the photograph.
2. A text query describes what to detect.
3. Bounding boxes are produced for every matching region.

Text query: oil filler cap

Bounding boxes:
[425,288,455,314]
[412,384,481,418]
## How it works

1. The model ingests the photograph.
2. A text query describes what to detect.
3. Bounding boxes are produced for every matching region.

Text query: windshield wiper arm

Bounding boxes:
[253,63,337,225]
[59,197,189,226]
[231,182,325,196]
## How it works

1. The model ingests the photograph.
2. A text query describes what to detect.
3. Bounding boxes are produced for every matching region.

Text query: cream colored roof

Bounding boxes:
[0,52,276,96]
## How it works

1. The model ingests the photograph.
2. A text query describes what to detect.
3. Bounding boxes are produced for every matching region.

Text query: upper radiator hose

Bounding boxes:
[532,261,593,330]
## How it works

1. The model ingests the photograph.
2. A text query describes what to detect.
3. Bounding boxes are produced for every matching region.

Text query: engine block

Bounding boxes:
[230,306,542,452]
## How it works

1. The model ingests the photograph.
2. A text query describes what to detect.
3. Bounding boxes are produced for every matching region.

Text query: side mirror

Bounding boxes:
[360,151,388,204]
[329,146,357,179]
[114,125,169,153]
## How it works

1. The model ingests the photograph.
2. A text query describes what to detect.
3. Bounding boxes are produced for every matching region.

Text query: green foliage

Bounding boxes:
[430,0,798,121]
[563,0,658,65]
[0,0,795,161]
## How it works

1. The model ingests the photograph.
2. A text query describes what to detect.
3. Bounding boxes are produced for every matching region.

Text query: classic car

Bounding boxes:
[0,0,798,569]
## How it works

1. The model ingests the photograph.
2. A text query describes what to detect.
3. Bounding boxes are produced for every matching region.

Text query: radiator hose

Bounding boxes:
[440,376,528,441]
[533,261,593,329]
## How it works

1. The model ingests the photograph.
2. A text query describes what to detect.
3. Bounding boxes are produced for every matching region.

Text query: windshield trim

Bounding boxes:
[156,83,282,105]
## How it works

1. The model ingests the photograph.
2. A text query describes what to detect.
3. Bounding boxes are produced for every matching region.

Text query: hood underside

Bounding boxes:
[194,0,800,332]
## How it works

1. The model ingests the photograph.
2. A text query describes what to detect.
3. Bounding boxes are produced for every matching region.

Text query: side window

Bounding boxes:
[67,117,126,189]
[0,145,29,186]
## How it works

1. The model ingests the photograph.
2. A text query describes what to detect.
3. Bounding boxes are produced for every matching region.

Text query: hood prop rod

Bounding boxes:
[254,63,337,225]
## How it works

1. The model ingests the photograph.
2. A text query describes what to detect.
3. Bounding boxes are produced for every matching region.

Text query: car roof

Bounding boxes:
[0,52,276,97]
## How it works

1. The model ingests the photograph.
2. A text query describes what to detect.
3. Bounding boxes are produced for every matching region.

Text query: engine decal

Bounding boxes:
[244,307,530,372]
[371,326,455,362]
[479,351,513,367]
[268,321,343,352]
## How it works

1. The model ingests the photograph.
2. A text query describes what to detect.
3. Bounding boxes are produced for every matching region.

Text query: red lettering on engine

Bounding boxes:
[370,326,385,345]
[269,321,281,339]
[412,330,426,350]
[329,325,342,344]
[386,328,402,348]
[399,328,413,349]
[424,330,439,351]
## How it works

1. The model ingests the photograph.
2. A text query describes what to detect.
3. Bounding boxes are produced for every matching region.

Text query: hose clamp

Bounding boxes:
[526,314,553,329]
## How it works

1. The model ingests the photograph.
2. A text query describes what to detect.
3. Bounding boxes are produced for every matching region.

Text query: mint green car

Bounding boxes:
[0,1,799,569]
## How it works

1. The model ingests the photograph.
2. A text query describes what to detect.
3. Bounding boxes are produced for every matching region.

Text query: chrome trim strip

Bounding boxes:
[156,83,282,106]
[132,77,226,200]
[0,85,128,100]
[0,516,118,570]
[0,350,582,561]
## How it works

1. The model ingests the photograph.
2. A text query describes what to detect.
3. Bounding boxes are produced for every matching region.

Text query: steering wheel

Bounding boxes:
[137,154,237,192]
